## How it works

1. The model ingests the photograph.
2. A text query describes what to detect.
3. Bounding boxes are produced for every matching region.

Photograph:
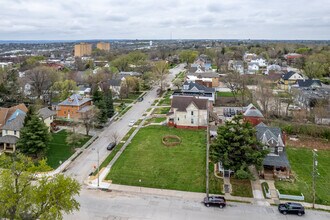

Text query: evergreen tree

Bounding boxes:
[92,89,103,103]
[95,99,108,124]
[210,115,267,173]
[17,114,51,157]
[23,105,35,126]
[104,90,114,118]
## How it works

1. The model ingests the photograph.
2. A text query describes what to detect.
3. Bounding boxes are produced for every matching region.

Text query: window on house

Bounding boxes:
[191,111,194,116]
[177,117,179,121]
[14,130,17,135]
[64,111,66,114]
[5,130,8,135]
[278,147,283,152]
[270,147,275,153]
[191,118,194,124]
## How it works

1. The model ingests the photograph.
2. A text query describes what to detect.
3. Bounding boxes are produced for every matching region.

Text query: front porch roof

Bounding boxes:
[0,135,19,144]
[263,150,290,168]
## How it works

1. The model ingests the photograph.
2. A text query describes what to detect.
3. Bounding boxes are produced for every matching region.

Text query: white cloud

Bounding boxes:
[0,0,329,40]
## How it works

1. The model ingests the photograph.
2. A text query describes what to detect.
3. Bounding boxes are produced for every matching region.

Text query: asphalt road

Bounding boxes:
[65,189,330,220]
[64,64,185,183]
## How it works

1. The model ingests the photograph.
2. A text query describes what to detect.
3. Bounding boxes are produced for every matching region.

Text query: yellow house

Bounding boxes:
[278,71,304,90]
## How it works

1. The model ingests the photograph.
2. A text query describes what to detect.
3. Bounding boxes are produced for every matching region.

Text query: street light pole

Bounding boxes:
[92,147,100,188]
[312,149,318,209]
[206,109,210,198]
[97,148,100,188]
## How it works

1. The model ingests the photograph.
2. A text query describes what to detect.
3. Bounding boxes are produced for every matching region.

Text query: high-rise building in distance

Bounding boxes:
[96,42,110,52]
[74,43,92,57]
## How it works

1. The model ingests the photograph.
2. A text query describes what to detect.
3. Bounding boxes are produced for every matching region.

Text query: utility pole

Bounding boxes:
[93,148,100,188]
[312,149,318,209]
[206,109,210,197]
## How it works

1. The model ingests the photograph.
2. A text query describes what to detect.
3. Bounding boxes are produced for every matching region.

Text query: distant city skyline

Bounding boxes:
[0,0,329,40]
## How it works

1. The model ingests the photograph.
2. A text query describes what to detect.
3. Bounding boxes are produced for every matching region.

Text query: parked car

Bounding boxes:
[278,202,305,216]
[137,97,144,102]
[106,142,116,151]
[129,120,136,127]
[203,196,226,208]
[288,105,301,111]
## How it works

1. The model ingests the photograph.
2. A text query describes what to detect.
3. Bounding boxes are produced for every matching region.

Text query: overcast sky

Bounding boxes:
[1,0,329,40]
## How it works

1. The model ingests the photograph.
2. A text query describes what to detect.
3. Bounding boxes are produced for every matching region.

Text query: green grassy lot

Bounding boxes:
[106,126,221,193]
[230,178,253,198]
[275,147,330,205]
[145,117,167,125]
[153,107,171,114]
[46,130,91,169]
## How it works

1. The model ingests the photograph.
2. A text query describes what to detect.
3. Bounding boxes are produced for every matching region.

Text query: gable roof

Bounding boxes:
[297,79,322,88]
[59,94,91,106]
[256,123,284,147]
[182,81,215,92]
[282,71,302,80]
[171,96,208,111]
[108,79,122,87]
[2,113,25,131]
[0,104,28,129]
[243,104,264,118]
[38,107,56,120]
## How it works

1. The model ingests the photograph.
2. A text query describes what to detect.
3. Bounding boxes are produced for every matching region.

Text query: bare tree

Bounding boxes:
[25,66,59,101]
[224,70,249,106]
[153,61,169,92]
[110,131,120,144]
[256,78,273,118]
[80,107,98,136]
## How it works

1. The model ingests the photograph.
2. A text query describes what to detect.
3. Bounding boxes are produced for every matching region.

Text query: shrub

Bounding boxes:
[234,169,252,180]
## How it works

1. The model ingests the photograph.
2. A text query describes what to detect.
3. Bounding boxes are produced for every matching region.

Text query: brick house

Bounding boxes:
[243,103,264,126]
[57,94,92,120]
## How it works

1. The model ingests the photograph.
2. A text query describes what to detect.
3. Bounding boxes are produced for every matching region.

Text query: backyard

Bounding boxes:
[275,147,330,205]
[106,126,222,193]
[46,130,91,169]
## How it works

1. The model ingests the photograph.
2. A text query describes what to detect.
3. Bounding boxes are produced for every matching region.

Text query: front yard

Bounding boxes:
[106,126,221,193]
[46,130,91,169]
[275,147,330,205]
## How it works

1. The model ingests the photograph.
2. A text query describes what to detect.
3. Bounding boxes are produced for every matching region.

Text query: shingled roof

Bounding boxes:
[296,79,322,88]
[2,113,25,131]
[182,81,215,92]
[171,96,208,112]
[59,94,91,106]
[243,104,264,118]
[38,107,56,120]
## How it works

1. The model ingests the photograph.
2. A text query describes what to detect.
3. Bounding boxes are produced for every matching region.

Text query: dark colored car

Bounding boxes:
[278,202,305,216]
[137,97,144,102]
[204,196,226,208]
[106,142,116,151]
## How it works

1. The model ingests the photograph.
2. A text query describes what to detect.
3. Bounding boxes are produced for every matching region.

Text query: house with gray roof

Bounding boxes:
[0,105,57,153]
[256,122,290,179]
[167,96,210,129]
[172,81,216,102]
[243,103,264,126]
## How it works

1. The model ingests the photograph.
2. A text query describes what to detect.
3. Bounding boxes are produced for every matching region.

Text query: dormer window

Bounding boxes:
[183,85,189,90]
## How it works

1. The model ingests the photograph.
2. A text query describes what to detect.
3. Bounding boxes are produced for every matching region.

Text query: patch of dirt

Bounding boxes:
[287,135,330,150]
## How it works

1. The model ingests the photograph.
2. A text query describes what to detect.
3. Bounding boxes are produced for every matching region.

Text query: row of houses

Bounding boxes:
[0,104,55,153]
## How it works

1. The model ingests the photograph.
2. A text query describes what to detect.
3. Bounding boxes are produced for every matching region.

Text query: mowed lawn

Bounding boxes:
[106,126,219,193]
[46,130,91,169]
[275,147,330,205]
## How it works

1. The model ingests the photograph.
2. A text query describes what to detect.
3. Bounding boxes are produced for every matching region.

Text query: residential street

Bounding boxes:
[64,64,185,184]
[65,189,330,220]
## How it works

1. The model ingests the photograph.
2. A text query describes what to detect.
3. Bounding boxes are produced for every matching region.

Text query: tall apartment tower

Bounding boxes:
[74,43,92,57]
[96,42,111,52]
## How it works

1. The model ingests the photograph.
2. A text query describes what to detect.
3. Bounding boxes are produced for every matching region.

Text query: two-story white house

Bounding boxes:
[167,96,209,129]
[248,62,259,74]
